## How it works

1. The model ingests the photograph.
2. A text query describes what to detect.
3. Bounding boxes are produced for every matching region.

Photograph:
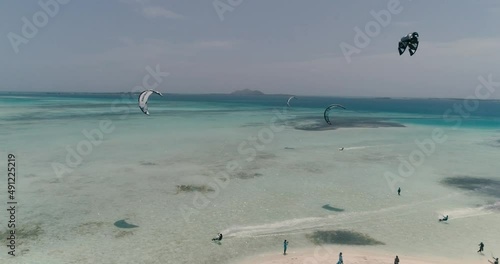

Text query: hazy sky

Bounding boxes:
[2,0,500,98]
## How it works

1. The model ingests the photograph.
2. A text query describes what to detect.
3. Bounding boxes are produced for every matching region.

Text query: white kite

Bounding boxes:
[138,89,163,115]
[287,96,297,107]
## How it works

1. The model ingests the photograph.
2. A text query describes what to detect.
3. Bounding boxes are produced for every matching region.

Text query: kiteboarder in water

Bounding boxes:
[439,215,448,222]
[397,187,401,196]
[489,257,499,264]
[212,233,223,242]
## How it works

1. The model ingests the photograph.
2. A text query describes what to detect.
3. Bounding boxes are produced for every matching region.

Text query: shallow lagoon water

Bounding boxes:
[1,93,499,263]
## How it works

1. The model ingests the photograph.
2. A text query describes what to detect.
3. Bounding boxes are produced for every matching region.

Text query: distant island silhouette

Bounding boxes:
[229,89,265,95]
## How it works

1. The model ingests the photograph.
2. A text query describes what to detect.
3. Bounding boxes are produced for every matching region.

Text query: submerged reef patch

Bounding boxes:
[306,230,384,245]
[176,184,215,194]
[1,223,44,245]
[291,116,405,131]
[233,172,263,180]
[115,230,135,238]
[76,221,106,235]
[140,161,157,166]
[441,176,500,198]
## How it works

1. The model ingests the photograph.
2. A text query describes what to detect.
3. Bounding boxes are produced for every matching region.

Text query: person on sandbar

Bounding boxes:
[478,242,484,253]
[283,240,288,255]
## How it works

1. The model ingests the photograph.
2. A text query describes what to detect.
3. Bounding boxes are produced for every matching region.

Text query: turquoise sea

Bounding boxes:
[1,92,500,263]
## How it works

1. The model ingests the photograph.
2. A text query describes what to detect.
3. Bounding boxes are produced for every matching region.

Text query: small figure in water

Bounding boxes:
[489,257,499,264]
[394,255,400,264]
[478,242,484,253]
[283,240,288,255]
[339,147,344,151]
[439,215,449,222]
[212,233,223,242]
[337,252,343,264]
[397,187,401,196]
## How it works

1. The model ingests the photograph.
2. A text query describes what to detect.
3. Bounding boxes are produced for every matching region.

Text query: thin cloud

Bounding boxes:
[119,0,184,20]
[426,38,500,57]
[195,41,235,49]
[141,6,184,19]
[118,0,150,4]
[487,7,500,15]
[393,21,418,27]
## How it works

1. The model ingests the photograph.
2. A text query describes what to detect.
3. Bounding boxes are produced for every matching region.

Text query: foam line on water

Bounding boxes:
[222,193,464,238]
[439,205,495,220]
[342,144,397,151]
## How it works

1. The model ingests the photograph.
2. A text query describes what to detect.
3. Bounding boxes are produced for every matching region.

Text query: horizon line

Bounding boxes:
[0,90,499,101]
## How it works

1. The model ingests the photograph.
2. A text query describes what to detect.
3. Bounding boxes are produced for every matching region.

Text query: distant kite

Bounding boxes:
[398,32,419,56]
[324,104,346,125]
[287,96,297,107]
[138,89,163,115]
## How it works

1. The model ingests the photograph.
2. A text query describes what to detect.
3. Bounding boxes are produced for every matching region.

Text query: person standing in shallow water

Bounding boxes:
[394,255,400,264]
[478,242,484,253]
[283,240,288,255]
[398,187,401,196]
